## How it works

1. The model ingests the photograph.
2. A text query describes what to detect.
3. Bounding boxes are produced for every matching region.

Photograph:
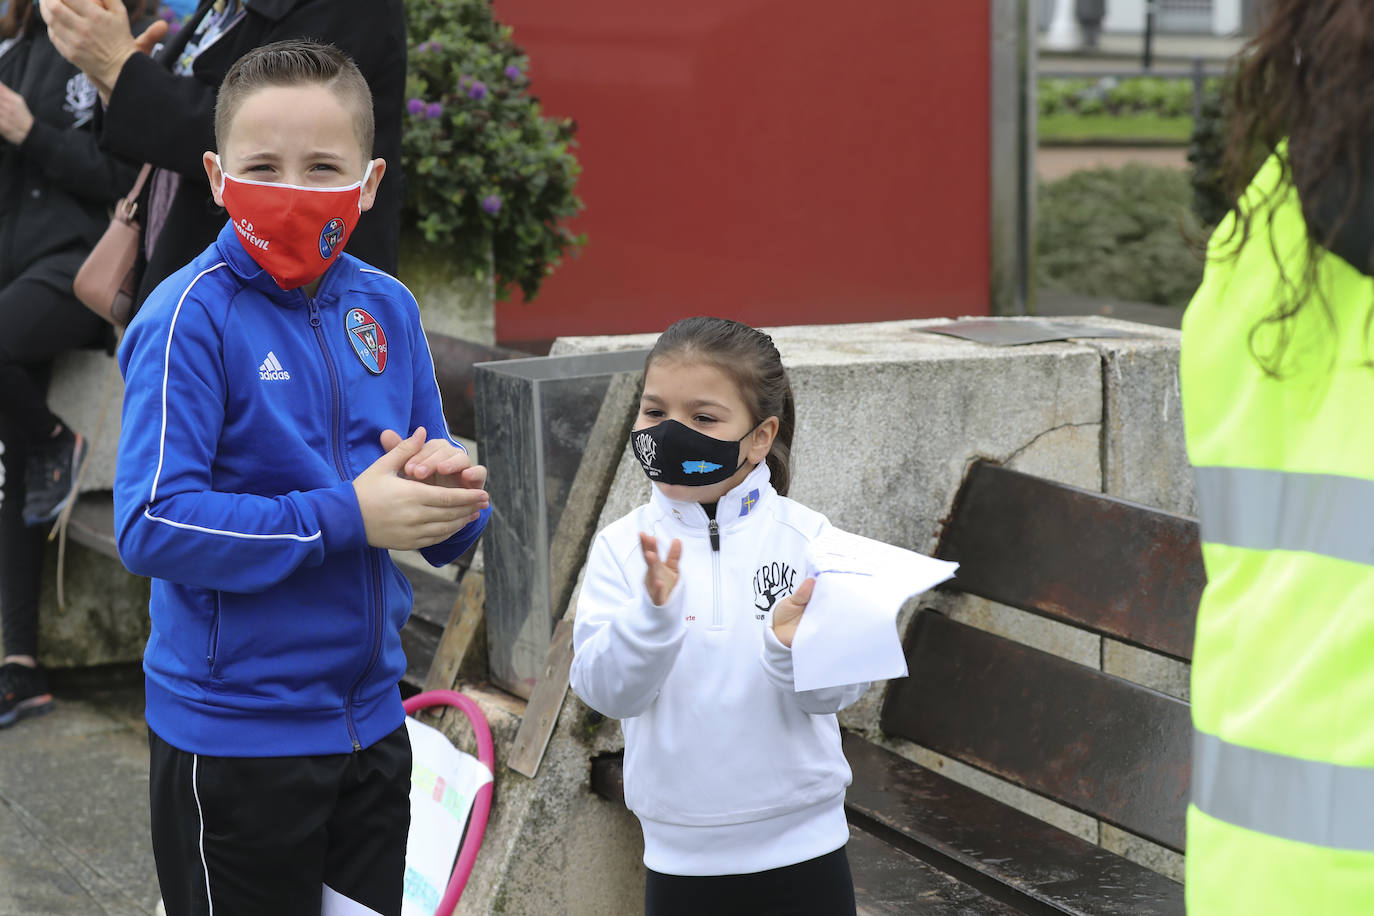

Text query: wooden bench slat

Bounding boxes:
[589,753,1025,915]
[843,733,1185,916]
[882,610,1190,852]
[936,461,1203,660]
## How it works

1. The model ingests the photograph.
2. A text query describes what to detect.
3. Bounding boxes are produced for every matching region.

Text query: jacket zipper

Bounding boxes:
[708,518,723,630]
[308,295,371,752]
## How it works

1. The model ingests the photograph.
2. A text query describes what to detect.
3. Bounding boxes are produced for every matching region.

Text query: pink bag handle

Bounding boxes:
[402,690,495,916]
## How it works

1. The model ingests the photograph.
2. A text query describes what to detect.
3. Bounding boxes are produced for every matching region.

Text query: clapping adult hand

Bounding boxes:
[41,0,168,99]
[0,82,33,145]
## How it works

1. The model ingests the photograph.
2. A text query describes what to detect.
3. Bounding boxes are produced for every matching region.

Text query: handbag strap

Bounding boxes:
[126,162,153,201]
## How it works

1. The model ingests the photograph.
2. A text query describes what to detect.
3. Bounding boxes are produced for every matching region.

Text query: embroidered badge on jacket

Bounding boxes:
[345,308,388,375]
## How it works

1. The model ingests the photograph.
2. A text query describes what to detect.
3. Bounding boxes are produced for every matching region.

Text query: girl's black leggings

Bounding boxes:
[645,845,857,916]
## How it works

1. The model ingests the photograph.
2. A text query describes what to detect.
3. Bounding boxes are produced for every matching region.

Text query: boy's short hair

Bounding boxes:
[215,40,375,158]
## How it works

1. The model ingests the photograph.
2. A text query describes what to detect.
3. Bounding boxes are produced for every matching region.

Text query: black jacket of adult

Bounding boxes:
[0,19,139,290]
[100,0,406,305]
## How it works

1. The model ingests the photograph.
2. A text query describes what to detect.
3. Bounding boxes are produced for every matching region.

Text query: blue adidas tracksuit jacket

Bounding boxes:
[114,221,490,757]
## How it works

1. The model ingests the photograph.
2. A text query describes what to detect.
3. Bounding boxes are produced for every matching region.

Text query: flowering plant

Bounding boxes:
[404,0,584,301]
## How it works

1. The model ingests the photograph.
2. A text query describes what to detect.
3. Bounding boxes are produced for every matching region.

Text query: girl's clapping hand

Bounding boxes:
[639,532,682,607]
[771,577,815,648]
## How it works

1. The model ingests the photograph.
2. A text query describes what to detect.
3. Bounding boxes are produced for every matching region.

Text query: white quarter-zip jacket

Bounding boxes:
[570,463,869,876]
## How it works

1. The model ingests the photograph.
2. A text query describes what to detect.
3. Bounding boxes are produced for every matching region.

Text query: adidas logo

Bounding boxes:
[258,351,291,381]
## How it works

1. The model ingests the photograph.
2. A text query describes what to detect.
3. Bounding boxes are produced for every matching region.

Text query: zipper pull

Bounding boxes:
[708,518,720,551]
[307,296,321,328]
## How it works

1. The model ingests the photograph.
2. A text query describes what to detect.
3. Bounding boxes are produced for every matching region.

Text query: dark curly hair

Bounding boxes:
[1218,0,1374,375]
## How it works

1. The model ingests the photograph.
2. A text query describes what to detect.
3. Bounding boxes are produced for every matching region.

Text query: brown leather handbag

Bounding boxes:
[73,163,152,327]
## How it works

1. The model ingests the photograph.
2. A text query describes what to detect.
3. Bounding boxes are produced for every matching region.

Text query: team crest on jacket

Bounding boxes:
[319,218,346,259]
[345,308,387,374]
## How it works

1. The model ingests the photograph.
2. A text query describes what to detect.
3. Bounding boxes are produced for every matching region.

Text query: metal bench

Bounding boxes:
[592,460,1203,914]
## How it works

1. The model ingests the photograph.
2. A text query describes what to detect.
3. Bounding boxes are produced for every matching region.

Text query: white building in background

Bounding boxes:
[1040,0,1252,37]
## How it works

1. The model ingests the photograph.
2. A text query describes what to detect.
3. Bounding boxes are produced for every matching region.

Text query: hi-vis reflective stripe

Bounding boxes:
[1193,730,1374,851]
[1193,466,1374,567]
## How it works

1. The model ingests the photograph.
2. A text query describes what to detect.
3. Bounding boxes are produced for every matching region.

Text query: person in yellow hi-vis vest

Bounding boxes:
[1182,1,1374,911]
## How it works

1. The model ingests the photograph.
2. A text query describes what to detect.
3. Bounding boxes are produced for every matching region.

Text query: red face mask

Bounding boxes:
[216,156,373,290]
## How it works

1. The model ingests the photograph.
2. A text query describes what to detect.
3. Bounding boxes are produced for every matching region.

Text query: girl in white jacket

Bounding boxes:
[570,317,866,916]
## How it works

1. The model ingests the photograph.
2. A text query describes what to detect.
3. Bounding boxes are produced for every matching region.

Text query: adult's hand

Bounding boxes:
[40,0,167,99]
[0,82,34,145]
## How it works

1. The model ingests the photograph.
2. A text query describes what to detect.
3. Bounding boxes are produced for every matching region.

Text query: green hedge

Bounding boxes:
[1036,164,1207,308]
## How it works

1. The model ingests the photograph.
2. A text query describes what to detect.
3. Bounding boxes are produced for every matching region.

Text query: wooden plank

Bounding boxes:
[590,752,1024,916]
[882,610,1191,852]
[506,617,575,778]
[844,733,1185,916]
[422,571,485,694]
[936,460,1203,660]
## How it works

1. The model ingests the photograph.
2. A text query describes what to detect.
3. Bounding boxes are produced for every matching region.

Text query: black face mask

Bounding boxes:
[631,419,756,487]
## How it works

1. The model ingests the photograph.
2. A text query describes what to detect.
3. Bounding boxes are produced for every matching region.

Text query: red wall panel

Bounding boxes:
[492,1,991,344]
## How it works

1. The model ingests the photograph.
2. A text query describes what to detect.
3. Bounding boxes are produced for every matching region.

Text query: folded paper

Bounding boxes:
[791,528,959,692]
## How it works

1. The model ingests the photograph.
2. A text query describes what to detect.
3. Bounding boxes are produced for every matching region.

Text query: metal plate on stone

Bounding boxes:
[922,318,1143,346]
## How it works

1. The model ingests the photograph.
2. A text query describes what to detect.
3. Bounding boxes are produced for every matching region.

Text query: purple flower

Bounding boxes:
[468,81,487,101]
[407,97,426,117]
[425,101,444,119]
[168,20,182,34]
[481,195,502,216]
[505,65,522,81]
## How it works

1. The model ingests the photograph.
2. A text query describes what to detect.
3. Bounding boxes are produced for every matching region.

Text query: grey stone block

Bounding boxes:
[1068,319,1195,516]
[1103,638,1191,702]
[1100,823,1185,883]
[46,350,123,493]
[441,685,644,916]
[33,542,149,668]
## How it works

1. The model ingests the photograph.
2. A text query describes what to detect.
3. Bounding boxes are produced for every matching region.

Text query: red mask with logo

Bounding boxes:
[216,156,373,290]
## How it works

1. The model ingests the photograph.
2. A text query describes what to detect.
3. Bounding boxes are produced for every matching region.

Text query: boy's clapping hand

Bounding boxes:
[353,428,489,550]
[380,427,488,492]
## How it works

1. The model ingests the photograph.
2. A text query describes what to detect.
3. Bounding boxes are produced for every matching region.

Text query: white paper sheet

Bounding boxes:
[790,528,958,692]
[400,716,493,916]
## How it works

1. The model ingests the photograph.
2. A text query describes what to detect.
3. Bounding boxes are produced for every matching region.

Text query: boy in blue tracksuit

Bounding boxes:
[113,40,490,916]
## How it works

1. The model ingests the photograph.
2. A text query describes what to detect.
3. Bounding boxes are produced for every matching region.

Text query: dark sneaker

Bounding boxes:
[23,427,85,526]
[0,663,53,727]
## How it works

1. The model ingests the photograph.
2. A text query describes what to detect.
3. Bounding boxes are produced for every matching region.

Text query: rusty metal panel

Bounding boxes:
[882,611,1191,852]
[844,733,1186,916]
[937,460,1203,660]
